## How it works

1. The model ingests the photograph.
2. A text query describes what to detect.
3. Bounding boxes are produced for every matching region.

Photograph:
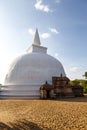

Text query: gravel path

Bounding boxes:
[0,96,87,130]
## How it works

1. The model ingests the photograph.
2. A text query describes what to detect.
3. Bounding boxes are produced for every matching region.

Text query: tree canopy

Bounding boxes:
[83,72,87,79]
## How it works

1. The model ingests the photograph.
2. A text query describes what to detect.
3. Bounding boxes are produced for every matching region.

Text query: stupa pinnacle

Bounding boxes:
[33,29,41,46]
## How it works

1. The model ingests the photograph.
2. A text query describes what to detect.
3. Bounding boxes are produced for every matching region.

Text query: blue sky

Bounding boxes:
[0,0,87,83]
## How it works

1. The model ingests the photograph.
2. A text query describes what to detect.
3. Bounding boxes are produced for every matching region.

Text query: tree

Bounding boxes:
[83,72,87,79]
[82,72,87,93]
[70,79,80,86]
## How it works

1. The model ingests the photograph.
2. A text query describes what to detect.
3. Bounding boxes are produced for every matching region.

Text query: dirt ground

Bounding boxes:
[0,95,87,130]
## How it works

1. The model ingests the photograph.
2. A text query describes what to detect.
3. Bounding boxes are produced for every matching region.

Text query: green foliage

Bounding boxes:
[70,79,80,86]
[81,71,87,92]
[70,79,87,93]
[83,72,87,79]
[81,80,87,93]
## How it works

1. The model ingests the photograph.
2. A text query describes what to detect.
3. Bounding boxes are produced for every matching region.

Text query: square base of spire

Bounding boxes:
[27,44,47,53]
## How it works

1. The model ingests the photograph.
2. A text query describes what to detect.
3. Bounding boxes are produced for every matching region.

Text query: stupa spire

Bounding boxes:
[33,28,41,46]
[26,28,47,53]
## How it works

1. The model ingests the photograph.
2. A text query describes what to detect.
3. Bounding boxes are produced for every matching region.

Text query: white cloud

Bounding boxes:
[70,67,78,72]
[54,53,59,58]
[28,29,35,35]
[34,0,51,12]
[40,33,50,39]
[49,28,59,34]
[55,0,61,3]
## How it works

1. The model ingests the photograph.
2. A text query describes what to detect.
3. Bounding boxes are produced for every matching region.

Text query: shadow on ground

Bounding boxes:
[0,119,46,130]
[52,94,87,103]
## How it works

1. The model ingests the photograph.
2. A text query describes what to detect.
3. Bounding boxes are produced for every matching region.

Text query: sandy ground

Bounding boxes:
[0,96,87,130]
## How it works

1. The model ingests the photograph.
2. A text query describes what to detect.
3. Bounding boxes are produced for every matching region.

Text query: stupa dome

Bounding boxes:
[4,52,65,85]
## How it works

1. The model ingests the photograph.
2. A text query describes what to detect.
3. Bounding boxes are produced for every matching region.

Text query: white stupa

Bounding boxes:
[1,29,66,99]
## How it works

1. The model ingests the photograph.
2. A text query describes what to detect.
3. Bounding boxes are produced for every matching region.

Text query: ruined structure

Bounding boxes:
[40,76,84,99]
